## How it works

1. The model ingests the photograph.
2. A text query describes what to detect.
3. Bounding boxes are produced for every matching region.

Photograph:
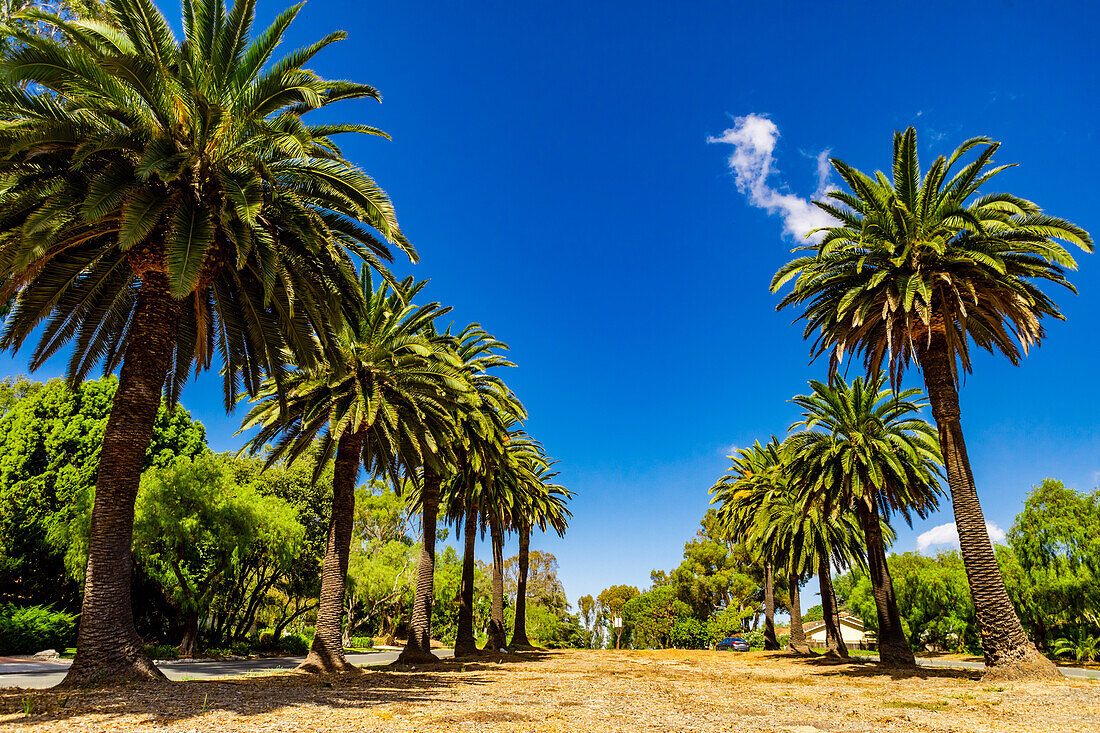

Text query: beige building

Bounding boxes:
[802,613,875,650]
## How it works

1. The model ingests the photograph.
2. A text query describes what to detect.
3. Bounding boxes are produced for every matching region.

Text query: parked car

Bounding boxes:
[716,636,750,651]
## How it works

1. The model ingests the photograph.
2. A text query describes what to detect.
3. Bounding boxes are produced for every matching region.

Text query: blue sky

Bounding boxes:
[3,1,1098,611]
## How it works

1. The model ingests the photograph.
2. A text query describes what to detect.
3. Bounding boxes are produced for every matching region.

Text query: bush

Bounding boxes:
[0,605,76,655]
[348,636,374,650]
[255,629,277,651]
[144,643,179,660]
[278,633,309,655]
[744,630,766,651]
[229,640,252,657]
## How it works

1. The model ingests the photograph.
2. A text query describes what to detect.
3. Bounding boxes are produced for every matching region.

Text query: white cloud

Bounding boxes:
[708,113,836,242]
[916,521,1006,552]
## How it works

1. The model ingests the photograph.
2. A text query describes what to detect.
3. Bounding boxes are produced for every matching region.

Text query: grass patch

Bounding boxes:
[982,685,1005,693]
[883,700,949,711]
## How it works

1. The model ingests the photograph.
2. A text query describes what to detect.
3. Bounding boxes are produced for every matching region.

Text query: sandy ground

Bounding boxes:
[1,649,1098,732]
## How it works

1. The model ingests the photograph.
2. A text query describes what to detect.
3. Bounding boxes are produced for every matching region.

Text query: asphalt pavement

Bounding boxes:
[0,649,454,689]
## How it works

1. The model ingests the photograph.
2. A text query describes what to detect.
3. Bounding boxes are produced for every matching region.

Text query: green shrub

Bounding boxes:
[348,636,374,650]
[744,630,765,651]
[255,629,277,651]
[203,648,232,658]
[229,641,252,657]
[144,643,179,660]
[278,634,309,655]
[0,605,76,655]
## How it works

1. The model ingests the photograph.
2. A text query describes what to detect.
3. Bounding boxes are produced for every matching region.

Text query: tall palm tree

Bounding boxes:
[0,0,410,684]
[509,454,571,650]
[754,479,812,653]
[773,128,1091,676]
[710,438,788,651]
[240,276,467,672]
[787,375,942,666]
[400,323,519,660]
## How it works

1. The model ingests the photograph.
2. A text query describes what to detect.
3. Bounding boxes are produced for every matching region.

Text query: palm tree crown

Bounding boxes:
[772,127,1091,386]
[0,0,411,404]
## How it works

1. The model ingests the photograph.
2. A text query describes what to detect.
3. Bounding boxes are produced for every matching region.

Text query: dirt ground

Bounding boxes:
[2,649,1098,732]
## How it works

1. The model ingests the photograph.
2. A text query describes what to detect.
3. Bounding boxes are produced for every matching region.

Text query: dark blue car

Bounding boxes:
[715,636,750,651]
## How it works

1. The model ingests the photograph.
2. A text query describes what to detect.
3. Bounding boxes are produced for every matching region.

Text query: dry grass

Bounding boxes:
[2,649,1098,732]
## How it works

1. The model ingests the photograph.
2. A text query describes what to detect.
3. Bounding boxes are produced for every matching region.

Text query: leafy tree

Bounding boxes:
[0,0,411,684]
[1006,479,1099,650]
[773,128,1090,676]
[787,375,942,666]
[0,377,205,609]
[577,594,598,648]
[133,455,304,656]
[845,551,979,654]
[596,584,638,649]
[623,585,695,649]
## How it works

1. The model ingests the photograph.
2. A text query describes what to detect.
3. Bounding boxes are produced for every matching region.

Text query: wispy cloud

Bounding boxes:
[708,113,835,242]
[916,521,1007,552]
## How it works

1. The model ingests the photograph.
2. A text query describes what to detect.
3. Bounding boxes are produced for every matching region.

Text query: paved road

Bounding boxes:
[914,656,1099,680]
[0,649,454,689]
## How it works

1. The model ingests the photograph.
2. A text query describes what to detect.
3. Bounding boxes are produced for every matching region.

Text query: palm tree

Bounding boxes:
[509,454,571,650]
[785,484,875,658]
[710,438,788,651]
[240,276,466,672]
[773,128,1091,676]
[0,0,411,684]
[400,323,523,660]
[786,375,942,666]
[754,479,812,653]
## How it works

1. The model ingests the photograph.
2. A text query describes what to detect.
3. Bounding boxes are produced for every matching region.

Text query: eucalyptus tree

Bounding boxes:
[240,277,467,672]
[787,375,942,666]
[402,323,521,660]
[0,0,410,684]
[710,438,788,651]
[773,128,1091,675]
[509,454,571,649]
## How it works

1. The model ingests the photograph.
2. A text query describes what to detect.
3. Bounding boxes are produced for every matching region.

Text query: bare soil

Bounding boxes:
[2,649,1098,732]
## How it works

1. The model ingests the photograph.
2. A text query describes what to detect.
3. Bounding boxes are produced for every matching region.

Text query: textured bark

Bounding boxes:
[818,556,848,658]
[61,272,179,687]
[178,610,199,658]
[486,517,508,651]
[510,524,533,649]
[917,333,1058,678]
[398,468,442,664]
[763,562,780,650]
[298,430,363,674]
[787,575,809,653]
[855,497,915,666]
[454,498,480,658]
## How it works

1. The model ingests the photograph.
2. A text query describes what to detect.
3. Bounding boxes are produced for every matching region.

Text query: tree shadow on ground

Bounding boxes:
[0,659,494,728]
[797,653,981,681]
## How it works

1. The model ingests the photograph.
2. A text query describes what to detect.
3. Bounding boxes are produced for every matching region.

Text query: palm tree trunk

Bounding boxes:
[918,336,1057,678]
[787,575,809,653]
[62,272,179,686]
[454,498,479,657]
[818,556,848,658]
[854,496,915,666]
[763,561,780,650]
[486,516,508,651]
[510,523,533,649]
[398,468,442,664]
[299,430,362,673]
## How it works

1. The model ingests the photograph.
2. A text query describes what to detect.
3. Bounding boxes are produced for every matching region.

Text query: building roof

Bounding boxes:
[802,613,865,636]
